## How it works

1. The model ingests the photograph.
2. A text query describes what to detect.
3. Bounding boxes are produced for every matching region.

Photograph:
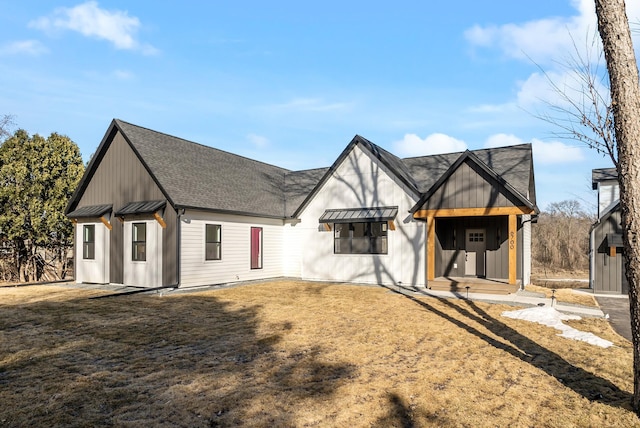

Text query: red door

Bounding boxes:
[251,227,263,269]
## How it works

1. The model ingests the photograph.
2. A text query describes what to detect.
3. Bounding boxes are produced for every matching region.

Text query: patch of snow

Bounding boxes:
[501,306,613,348]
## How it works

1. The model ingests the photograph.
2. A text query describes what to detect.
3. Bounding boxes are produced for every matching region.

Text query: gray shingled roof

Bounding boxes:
[284,168,329,217]
[357,136,419,193]
[592,167,617,187]
[73,120,535,219]
[116,120,290,218]
[403,144,534,200]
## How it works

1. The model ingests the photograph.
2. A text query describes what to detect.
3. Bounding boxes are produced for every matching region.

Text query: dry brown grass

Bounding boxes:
[0,280,636,427]
[525,283,598,307]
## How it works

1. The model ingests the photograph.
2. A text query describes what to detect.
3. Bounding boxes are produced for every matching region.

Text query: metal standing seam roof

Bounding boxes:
[115,200,166,216]
[67,204,113,218]
[607,233,623,247]
[319,207,399,223]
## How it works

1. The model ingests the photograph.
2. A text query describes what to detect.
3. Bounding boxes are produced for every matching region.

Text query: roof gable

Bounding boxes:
[66,120,172,215]
[402,144,535,200]
[409,148,536,213]
[291,135,421,218]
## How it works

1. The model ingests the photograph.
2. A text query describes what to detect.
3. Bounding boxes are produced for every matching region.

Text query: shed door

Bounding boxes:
[250,227,263,269]
[465,229,486,277]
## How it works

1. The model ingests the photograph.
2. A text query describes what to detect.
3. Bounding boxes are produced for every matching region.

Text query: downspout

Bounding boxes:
[174,208,184,288]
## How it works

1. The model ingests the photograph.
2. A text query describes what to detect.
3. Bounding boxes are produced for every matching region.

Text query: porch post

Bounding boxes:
[427,215,435,281]
[508,214,517,285]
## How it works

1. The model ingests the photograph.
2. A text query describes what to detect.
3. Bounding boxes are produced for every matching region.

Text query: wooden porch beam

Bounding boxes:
[153,212,167,229]
[100,216,112,231]
[388,220,396,231]
[610,246,617,257]
[323,223,332,232]
[508,214,517,285]
[427,216,435,281]
[413,206,534,219]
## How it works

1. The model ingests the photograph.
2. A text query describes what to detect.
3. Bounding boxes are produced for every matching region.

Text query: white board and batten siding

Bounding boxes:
[180,211,285,287]
[598,180,619,218]
[123,220,163,287]
[296,144,426,287]
[75,221,110,284]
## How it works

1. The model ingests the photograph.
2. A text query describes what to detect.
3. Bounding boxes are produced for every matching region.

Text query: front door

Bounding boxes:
[465,229,486,277]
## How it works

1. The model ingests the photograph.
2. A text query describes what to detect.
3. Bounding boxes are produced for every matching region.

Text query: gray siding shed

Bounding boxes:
[592,206,627,294]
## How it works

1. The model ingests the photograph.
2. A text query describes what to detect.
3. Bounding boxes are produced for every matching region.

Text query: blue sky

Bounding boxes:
[1,0,637,212]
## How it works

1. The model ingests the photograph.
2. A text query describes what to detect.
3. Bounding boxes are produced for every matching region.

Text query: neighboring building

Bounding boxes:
[66,119,538,289]
[590,167,627,294]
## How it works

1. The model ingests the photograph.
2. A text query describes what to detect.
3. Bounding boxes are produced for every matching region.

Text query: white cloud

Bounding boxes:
[393,133,467,157]
[247,133,270,148]
[517,67,610,112]
[532,139,584,164]
[0,40,48,56]
[484,133,525,148]
[466,0,640,65]
[464,0,596,64]
[29,1,157,54]
[484,133,584,164]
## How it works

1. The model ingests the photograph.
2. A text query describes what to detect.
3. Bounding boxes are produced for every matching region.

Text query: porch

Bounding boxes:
[428,276,520,295]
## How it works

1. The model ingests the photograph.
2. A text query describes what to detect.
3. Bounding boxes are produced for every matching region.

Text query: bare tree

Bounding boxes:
[532,200,592,274]
[594,0,640,414]
[534,32,617,164]
[0,114,15,142]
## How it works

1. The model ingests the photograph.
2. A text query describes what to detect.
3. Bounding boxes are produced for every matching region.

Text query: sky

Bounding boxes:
[1,0,638,212]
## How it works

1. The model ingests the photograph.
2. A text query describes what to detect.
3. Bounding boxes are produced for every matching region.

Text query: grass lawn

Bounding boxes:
[0,280,637,427]
[525,283,598,307]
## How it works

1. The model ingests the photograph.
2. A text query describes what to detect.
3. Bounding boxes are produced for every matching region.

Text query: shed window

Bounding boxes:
[83,225,95,260]
[132,223,146,261]
[206,224,222,260]
[334,222,388,254]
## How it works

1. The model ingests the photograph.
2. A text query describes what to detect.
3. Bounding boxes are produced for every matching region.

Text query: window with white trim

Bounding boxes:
[132,223,146,261]
[83,225,95,260]
[205,224,222,260]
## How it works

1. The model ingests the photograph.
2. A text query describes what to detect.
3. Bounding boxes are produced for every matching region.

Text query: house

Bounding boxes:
[590,167,627,294]
[65,119,538,289]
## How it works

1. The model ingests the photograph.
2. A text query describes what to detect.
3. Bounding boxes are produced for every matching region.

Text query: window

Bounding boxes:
[468,232,484,242]
[132,223,146,261]
[334,221,388,254]
[205,224,222,260]
[250,227,263,269]
[83,225,95,260]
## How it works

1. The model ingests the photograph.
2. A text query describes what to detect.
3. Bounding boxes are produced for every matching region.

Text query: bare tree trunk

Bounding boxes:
[595,0,640,414]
